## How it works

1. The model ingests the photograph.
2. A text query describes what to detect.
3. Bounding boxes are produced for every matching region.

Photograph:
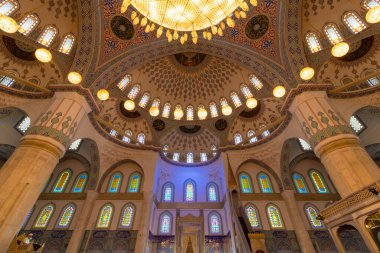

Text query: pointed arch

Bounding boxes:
[97,203,114,228]
[305,32,322,53]
[34,204,55,228]
[304,204,324,229]
[244,203,261,229]
[59,33,76,54]
[206,182,219,202]
[159,211,173,234]
[108,172,123,193]
[309,169,330,193]
[119,203,135,229]
[292,173,309,194]
[161,182,175,202]
[18,14,40,35]
[343,11,367,34]
[266,204,285,229]
[127,172,142,193]
[52,169,72,193]
[71,172,88,193]
[37,25,58,47]
[208,211,223,235]
[117,74,132,91]
[239,172,253,193]
[323,23,344,45]
[257,172,273,193]
[184,179,196,202]
[0,0,19,16]
[56,203,76,228]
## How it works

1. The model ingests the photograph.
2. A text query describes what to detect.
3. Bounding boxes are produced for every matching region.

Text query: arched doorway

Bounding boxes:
[365,212,380,248]
[337,225,369,252]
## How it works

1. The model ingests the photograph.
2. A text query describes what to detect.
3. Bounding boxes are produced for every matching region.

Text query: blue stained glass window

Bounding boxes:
[267,205,284,229]
[57,204,75,228]
[258,172,273,193]
[184,180,196,202]
[305,206,324,229]
[207,183,218,202]
[160,212,172,234]
[72,173,88,193]
[292,173,309,194]
[52,169,72,193]
[162,183,174,202]
[245,204,260,229]
[35,204,54,228]
[108,172,122,193]
[128,173,141,193]
[239,173,253,193]
[309,170,329,194]
[209,212,222,234]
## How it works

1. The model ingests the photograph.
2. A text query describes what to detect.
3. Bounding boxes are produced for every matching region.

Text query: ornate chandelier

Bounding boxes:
[121,0,258,44]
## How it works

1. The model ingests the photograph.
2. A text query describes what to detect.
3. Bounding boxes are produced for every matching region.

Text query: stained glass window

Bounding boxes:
[200,152,207,162]
[262,130,270,137]
[159,212,172,234]
[187,153,193,163]
[35,204,54,228]
[239,173,253,193]
[108,172,122,193]
[367,76,380,86]
[323,23,343,45]
[184,179,196,202]
[245,204,261,229]
[234,133,243,145]
[18,14,39,35]
[120,203,135,229]
[305,206,324,229]
[138,92,151,108]
[128,173,141,193]
[117,74,132,91]
[350,115,365,134]
[162,102,171,118]
[16,116,31,134]
[109,129,118,137]
[309,170,329,193]
[292,173,309,194]
[59,34,76,54]
[209,102,219,118]
[52,169,72,193]
[298,138,312,151]
[173,152,180,161]
[57,204,75,228]
[69,139,82,151]
[343,12,367,34]
[72,173,88,193]
[127,84,140,100]
[123,130,132,143]
[137,133,145,144]
[211,144,217,156]
[187,105,194,121]
[230,92,242,107]
[249,74,263,90]
[0,75,15,87]
[267,205,284,229]
[207,183,218,202]
[362,0,380,10]
[258,172,273,193]
[305,32,322,53]
[162,182,174,202]
[209,212,222,234]
[97,204,113,228]
[240,84,253,99]
[248,130,257,143]
[37,25,58,47]
[0,0,18,16]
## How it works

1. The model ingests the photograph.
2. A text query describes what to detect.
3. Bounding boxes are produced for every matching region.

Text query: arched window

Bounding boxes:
[37,25,58,47]
[108,172,122,193]
[305,205,324,229]
[187,152,193,163]
[0,75,15,87]
[138,92,151,108]
[52,169,72,193]
[59,34,76,54]
[362,0,380,10]
[34,204,54,228]
[309,170,329,193]
[173,152,180,161]
[97,204,113,228]
[16,116,31,134]
[197,104,207,120]
[127,84,140,100]
[211,144,217,156]
[234,133,243,145]
[159,212,172,234]
[209,101,219,118]
[292,173,309,193]
[56,204,75,228]
[137,133,145,144]
[128,172,141,192]
[248,74,263,90]
[248,130,257,143]
[117,74,132,91]
[239,173,253,193]
[240,83,253,99]
[109,129,118,137]
[0,0,19,16]
[162,102,171,118]
[69,139,82,151]
[209,212,222,234]
[323,23,343,45]
[230,91,242,107]
[150,98,160,111]
[200,152,207,162]
[163,144,169,156]
[184,179,196,202]
[298,138,312,151]
[186,105,194,121]
[123,130,132,143]
[258,172,273,193]
[350,115,365,134]
[267,204,284,229]
[343,12,367,34]
[207,182,219,202]
[18,14,39,35]
[305,32,322,53]
[245,204,261,229]
[119,203,135,229]
[72,172,88,193]
[162,182,174,202]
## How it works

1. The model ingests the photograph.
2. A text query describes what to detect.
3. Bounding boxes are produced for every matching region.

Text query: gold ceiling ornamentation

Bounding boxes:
[121,0,258,44]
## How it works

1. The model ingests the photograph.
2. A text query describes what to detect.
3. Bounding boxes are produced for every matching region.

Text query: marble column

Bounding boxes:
[0,93,90,251]
[290,91,380,197]
[134,192,154,251]
[281,190,315,253]
[66,190,98,253]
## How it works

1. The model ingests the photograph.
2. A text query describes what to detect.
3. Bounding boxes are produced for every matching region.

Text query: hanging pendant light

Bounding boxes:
[246,97,258,109]
[273,86,286,98]
[35,48,52,63]
[222,104,232,116]
[174,107,184,120]
[299,67,315,81]
[149,106,160,117]
[0,15,18,33]
[97,89,110,101]
[366,6,380,24]
[67,72,82,84]
[331,42,350,58]
[197,107,208,120]
[124,99,136,111]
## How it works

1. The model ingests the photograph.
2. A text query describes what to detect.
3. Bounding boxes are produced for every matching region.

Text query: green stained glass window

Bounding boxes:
[267,205,284,229]
[120,204,135,229]
[239,173,253,193]
[245,204,260,229]
[128,173,141,193]
[97,204,113,228]
[108,173,122,193]
[309,170,329,194]
[305,206,324,229]
[57,204,75,228]
[258,172,273,193]
[35,204,54,228]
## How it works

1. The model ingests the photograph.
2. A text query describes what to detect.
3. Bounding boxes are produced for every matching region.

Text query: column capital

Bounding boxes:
[314,134,359,158]
[20,135,66,158]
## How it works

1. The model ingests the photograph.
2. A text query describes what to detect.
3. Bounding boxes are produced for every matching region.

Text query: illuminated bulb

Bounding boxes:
[131,11,137,20]
[192,36,198,44]
[197,107,208,120]
[240,11,247,19]
[97,89,110,101]
[157,26,163,38]
[246,97,258,109]
[226,17,235,28]
[174,107,184,120]
[220,21,226,30]
[141,17,148,26]
[124,99,136,111]
[240,1,249,11]
[150,23,155,31]
[67,72,82,84]
[250,0,258,6]
[35,48,52,63]
[217,27,223,36]
[191,30,197,37]
[331,42,350,58]
[180,36,185,45]
[0,15,18,33]
[149,106,160,117]
[121,0,131,13]
[273,86,286,98]
[211,25,217,34]
[299,67,315,81]
[184,33,188,41]
[222,104,233,116]
[234,11,241,19]
[203,31,207,39]
[366,6,380,24]
[145,25,150,33]
[173,30,179,40]
[207,32,212,40]
[133,17,140,25]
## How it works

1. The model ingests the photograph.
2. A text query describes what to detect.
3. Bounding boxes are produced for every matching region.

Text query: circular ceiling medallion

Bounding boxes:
[119,101,141,118]
[215,119,228,131]
[110,15,134,40]
[3,36,36,61]
[245,15,269,40]
[338,36,374,62]
[240,101,262,118]
[153,119,165,131]
[179,125,201,134]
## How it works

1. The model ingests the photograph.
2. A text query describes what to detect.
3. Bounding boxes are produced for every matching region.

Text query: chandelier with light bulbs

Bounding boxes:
[121,0,258,44]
